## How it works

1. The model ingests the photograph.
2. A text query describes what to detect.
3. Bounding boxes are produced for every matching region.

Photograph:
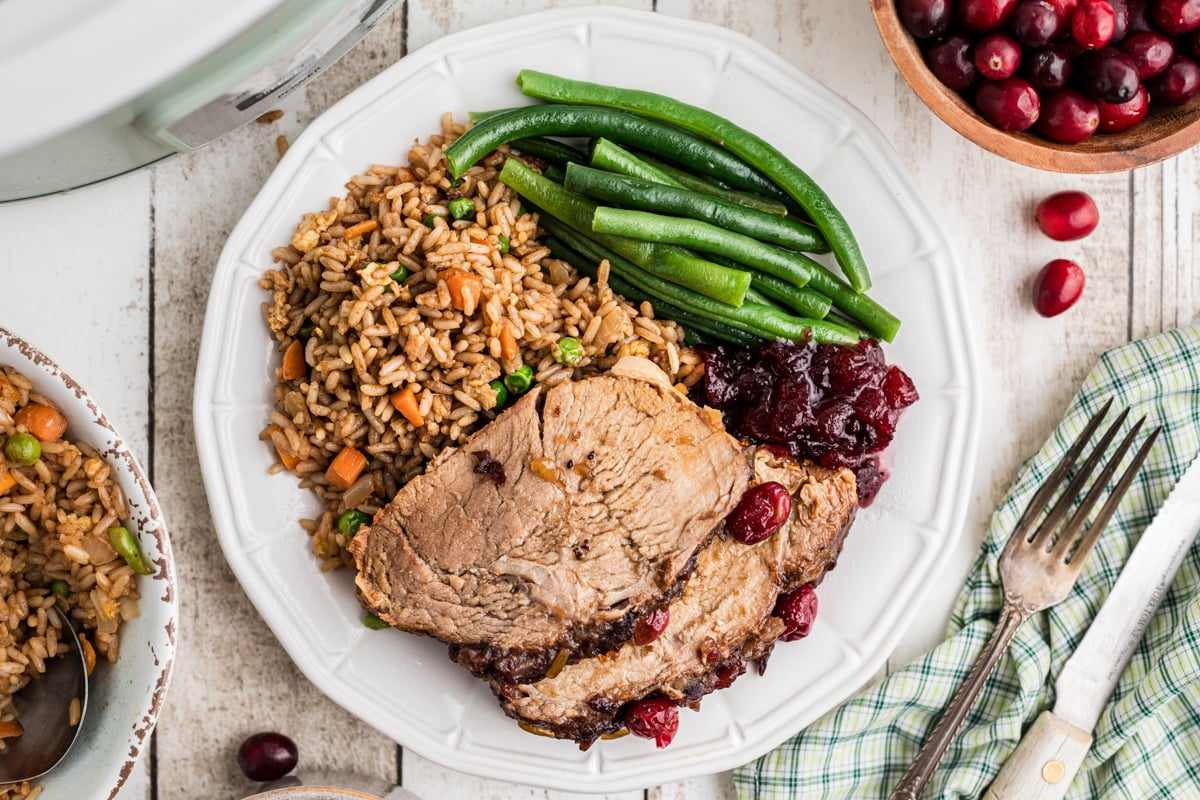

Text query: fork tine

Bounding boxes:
[1049,415,1144,557]
[1011,399,1114,547]
[1061,425,1160,565]
[1029,406,1130,551]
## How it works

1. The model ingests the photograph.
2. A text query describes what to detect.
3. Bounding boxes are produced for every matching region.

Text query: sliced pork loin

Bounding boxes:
[493,452,857,746]
[349,358,751,685]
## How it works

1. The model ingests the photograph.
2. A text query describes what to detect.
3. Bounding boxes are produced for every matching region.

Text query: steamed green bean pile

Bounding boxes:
[443,70,901,345]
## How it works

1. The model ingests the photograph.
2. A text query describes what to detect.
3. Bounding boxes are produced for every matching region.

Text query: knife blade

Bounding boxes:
[985,450,1200,800]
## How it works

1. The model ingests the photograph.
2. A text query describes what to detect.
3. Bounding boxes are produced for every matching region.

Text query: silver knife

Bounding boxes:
[984,450,1200,800]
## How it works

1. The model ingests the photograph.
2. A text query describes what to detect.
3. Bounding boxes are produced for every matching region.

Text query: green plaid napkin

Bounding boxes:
[736,326,1200,799]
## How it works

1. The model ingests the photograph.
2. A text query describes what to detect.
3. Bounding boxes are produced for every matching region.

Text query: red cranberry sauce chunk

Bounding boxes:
[697,339,918,507]
[775,584,819,642]
[624,698,679,748]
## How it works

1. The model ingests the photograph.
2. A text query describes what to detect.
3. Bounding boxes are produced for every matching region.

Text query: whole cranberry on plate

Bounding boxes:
[1033,259,1087,317]
[237,732,299,782]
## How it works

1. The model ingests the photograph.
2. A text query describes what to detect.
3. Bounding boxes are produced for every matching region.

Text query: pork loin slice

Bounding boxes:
[494,452,857,745]
[349,358,751,684]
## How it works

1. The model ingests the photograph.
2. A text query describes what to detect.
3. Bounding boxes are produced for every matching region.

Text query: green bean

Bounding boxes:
[500,159,750,306]
[517,69,873,293]
[542,215,856,344]
[545,236,758,345]
[634,152,791,217]
[388,266,408,284]
[446,105,788,204]
[589,138,685,188]
[751,273,832,319]
[448,197,475,220]
[564,164,829,254]
[511,136,587,167]
[107,526,153,576]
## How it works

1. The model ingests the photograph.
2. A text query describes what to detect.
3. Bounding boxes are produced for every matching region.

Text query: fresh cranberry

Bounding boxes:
[1152,0,1200,34]
[975,77,1042,130]
[1036,89,1101,142]
[898,0,953,38]
[726,482,792,545]
[1073,0,1117,48]
[1128,0,1155,31]
[1120,31,1176,77]
[975,33,1024,78]
[1024,46,1076,89]
[1078,47,1141,102]
[960,0,1020,30]
[1036,191,1099,240]
[1033,259,1086,317]
[1013,0,1064,46]
[927,35,980,90]
[632,608,670,645]
[237,732,298,781]
[625,698,679,748]
[1110,0,1132,41]
[1045,0,1081,21]
[775,585,819,642]
[1097,83,1151,130]
[1147,55,1200,102]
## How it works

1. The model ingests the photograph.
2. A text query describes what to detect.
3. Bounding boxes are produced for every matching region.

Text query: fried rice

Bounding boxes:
[0,367,141,800]
[261,114,703,569]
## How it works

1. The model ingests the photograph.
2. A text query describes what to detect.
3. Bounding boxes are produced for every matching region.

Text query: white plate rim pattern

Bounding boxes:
[193,6,982,793]
[0,324,177,800]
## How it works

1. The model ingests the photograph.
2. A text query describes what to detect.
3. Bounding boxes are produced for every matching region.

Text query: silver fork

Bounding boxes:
[890,401,1160,800]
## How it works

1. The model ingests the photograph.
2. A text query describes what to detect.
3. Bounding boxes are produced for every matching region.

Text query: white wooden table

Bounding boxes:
[1,1,1195,798]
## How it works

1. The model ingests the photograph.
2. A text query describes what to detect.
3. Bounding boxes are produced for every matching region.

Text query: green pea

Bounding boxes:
[363,612,389,630]
[449,177,464,189]
[489,379,509,410]
[107,526,153,576]
[298,320,315,341]
[556,337,583,366]
[4,433,40,466]
[423,214,441,228]
[497,234,510,254]
[50,579,70,597]
[337,509,372,537]
[503,365,534,396]
[388,266,409,285]
[517,205,528,217]
[448,197,475,221]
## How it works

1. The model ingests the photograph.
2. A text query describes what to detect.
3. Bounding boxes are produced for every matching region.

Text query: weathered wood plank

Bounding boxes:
[1130,154,1199,340]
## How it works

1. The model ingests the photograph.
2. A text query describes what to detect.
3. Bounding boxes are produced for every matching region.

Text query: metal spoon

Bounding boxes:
[0,606,89,783]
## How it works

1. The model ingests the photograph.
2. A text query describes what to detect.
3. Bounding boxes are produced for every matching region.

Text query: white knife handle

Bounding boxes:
[983,711,1092,800]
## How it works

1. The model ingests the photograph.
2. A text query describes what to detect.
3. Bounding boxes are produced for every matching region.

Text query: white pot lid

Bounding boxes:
[0,0,287,157]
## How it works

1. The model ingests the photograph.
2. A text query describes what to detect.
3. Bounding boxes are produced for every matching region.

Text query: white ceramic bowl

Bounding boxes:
[0,325,177,799]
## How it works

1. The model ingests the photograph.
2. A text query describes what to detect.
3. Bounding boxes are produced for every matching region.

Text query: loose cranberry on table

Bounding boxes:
[624,698,679,748]
[1073,0,1118,48]
[726,481,792,545]
[237,732,299,782]
[1036,191,1099,240]
[975,33,1024,78]
[1036,89,1101,140]
[1033,259,1087,317]
[976,77,1042,130]
[775,585,819,642]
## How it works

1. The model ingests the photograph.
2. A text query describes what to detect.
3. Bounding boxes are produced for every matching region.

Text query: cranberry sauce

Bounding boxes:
[696,339,918,506]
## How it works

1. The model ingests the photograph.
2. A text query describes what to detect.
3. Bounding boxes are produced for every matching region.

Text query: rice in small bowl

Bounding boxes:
[0,327,176,800]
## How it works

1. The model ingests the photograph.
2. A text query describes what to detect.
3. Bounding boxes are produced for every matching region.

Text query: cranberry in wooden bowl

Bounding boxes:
[871,0,1200,172]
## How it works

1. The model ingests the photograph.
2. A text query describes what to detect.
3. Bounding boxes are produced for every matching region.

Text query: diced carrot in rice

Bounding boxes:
[280,340,306,381]
[325,446,366,489]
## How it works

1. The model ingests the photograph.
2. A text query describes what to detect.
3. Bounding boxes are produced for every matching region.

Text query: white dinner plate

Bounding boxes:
[0,325,177,800]
[193,7,981,793]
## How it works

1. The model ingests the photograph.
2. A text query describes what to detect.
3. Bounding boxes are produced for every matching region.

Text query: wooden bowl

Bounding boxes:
[871,0,1200,172]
